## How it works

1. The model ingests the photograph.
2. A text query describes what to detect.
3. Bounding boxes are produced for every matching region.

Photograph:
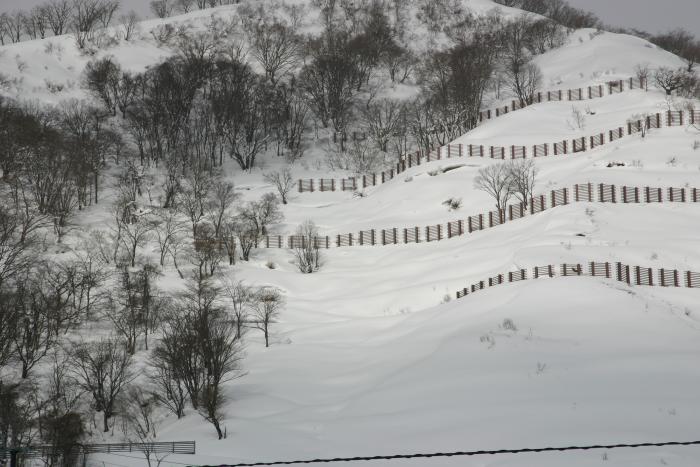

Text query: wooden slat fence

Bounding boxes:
[455,261,700,299]
[299,77,654,193]
[251,183,700,251]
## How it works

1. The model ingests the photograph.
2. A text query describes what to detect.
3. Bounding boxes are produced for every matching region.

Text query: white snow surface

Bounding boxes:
[2,1,700,466]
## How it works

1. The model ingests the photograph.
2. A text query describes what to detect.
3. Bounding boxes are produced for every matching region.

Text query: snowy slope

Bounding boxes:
[2,1,700,467]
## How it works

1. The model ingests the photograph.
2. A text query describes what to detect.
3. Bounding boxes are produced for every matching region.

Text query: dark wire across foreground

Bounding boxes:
[190,440,700,467]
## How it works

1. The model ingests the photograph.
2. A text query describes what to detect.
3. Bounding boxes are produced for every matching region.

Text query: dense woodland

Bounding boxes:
[1,0,700,465]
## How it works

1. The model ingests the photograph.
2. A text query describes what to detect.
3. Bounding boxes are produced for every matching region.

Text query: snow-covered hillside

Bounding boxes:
[2,1,700,467]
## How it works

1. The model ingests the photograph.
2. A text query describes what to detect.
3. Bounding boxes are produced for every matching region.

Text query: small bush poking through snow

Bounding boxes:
[693,140,700,151]
[535,362,547,375]
[442,197,462,211]
[266,260,277,269]
[480,334,495,348]
[606,161,625,167]
[501,318,517,332]
[45,80,65,94]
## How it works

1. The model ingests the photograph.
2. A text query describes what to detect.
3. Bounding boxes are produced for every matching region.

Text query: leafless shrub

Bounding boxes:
[69,337,135,432]
[442,197,462,211]
[507,159,537,207]
[253,287,284,347]
[264,169,294,205]
[292,220,322,274]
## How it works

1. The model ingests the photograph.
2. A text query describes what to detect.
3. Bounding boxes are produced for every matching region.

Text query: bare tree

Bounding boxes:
[70,337,135,432]
[382,46,416,84]
[150,0,174,18]
[0,379,41,453]
[179,168,212,237]
[2,11,25,43]
[45,0,73,36]
[176,0,196,13]
[119,210,152,268]
[506,61,542,107]
[38,352,85,467]
[106,268,145,355]
[300,45,358,132]
[220,277,252,339]
[252,287,284,348]
[84,57,121,116]
[506,159,537,208]
[121,387,161,467]
[119,11,140,41]
[474,164,513,223]
[71,0,110,49]
[0,206,32,290]
[234,193,283,261]
[292,220,322,274]
[190,224,223,278]
[11,271,61,379]
[0,288,19,368]
[96,0,119,29]
[654,67,688,95]
[361,98,405,153]
[249,22,300,84]
[270,82,309,161]
[24,8,48,40]
[206,179,237,239]
[71,246,109,320]
[198,316,242,439]
[634,63,650,89]
[149,344,188,419]
[263,169,294,205]
[220,218,238,266]
[151,210,186,267]
[210,59,269,171]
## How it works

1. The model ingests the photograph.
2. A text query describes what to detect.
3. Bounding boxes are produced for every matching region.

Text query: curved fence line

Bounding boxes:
[299,90,700,196]
[332,76,647,144]
[225,182,699,250]
[454,261,700,299]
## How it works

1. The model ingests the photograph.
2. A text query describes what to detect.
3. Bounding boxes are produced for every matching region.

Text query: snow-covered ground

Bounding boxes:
[3,1,700,466]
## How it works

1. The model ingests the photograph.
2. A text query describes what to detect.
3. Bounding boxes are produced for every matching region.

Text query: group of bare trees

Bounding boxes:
[0,0,136,48]
[0,244,286,450]
[149,0,238,19]
[494,0,599,30]
[654,67,699,97]
[0,96,123,244]
[474,159,538,222]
